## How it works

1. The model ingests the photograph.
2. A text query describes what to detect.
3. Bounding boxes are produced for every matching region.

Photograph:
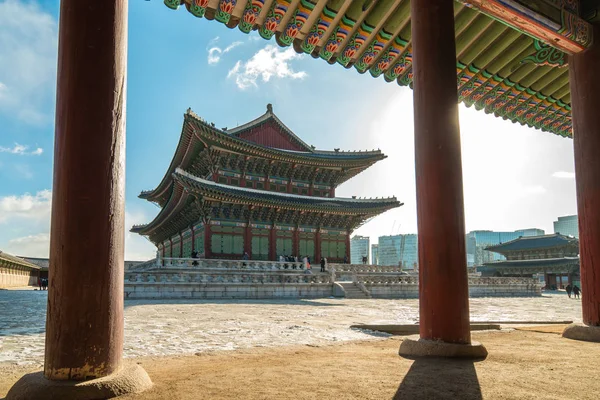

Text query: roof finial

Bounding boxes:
[267,103,273,113]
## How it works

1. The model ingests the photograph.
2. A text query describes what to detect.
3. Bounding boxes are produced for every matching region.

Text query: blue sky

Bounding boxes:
[0,0,578,260]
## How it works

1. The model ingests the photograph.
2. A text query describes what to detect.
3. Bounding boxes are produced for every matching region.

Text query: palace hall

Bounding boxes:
[132,105,401,263]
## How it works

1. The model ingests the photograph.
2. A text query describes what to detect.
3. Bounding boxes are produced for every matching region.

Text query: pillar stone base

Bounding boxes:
[399,335,488,359]
[6,363,152,400]
[562,323,600,343]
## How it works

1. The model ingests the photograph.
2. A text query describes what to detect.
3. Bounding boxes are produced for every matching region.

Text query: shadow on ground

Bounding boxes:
[394,358,482,400]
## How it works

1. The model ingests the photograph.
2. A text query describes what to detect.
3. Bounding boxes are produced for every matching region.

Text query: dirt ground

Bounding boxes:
[1,326,599,400]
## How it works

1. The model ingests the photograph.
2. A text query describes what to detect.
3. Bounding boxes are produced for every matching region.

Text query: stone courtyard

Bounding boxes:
[0,291,581,367]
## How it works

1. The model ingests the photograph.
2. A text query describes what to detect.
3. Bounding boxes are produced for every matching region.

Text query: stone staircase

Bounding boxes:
[339,282,371,299]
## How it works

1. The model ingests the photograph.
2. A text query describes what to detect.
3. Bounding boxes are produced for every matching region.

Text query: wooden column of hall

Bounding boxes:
[569,25,600,326]
[45,0,128,380]
[411,0,471,344]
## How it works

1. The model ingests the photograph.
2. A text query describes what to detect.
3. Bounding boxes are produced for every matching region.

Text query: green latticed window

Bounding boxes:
[251,228,269,260]
[211,226,244,257]
[299,232,315,260]
[276,230,293,256]
[194,229,204,255]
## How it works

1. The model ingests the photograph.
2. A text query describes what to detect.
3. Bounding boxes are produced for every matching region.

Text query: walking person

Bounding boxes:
[566,284,572,299]
[320,257,326,272]
[572,285,581,299]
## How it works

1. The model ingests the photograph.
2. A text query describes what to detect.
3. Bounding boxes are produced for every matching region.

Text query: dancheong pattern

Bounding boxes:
[162,0,589,138]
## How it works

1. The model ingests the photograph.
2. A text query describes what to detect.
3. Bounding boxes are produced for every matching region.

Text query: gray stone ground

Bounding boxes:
[0,291,582,367]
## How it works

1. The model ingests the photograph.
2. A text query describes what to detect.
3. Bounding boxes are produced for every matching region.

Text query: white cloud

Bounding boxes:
[0,143,44,155]
[6,233,50,258]
[0,190,52,224]
[207,40,243,65]
[0,0,58,123]
[553,171,575,179]
[227,45,307,89]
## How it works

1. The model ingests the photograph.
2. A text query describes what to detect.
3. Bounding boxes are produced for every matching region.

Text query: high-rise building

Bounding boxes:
[371,244,379,265]
[553,215,579,238]
[378,234,418,269]
[466,228,545,266]
[350,236,370,264]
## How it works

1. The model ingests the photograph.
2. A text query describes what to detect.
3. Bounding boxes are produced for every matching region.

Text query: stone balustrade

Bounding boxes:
[160,257,307,271]
[124,269,333,300]
[353,274,541,298]
[125,270,331,285]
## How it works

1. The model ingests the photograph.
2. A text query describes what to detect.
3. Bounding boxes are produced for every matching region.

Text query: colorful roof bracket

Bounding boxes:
[457,0,593,54]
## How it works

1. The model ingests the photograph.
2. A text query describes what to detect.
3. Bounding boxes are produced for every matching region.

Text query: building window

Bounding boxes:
[218,176,228,184]
[230,178,239,186]
[211,226,244,256]
[251,228,270,260]
[256,182,264,190]
[276,230,293,256]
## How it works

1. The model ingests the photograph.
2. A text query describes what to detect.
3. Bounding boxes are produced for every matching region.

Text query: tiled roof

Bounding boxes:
[0,251,41,270]
[485,234,579,252]
[173,168,401,211]
[160,0,597,138]
[481,257,580,268]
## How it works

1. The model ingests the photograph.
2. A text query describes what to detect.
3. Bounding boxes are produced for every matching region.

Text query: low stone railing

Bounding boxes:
[353,273,419,285]
[125,270,332,285]
[126,258,158,272]
[160,257,307,271]
[468,277,539,286]
[329,263,407,274]
[352,273,541,298]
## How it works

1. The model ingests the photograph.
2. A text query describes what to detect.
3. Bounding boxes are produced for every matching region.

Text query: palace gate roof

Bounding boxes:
[161,0,599,138]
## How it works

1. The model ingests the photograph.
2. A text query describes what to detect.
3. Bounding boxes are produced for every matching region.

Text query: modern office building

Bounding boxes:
[350,236,370,264]
[553,215,579,238]
[378,234,418,269]
[371,244,379,265]
[466,228,545,266]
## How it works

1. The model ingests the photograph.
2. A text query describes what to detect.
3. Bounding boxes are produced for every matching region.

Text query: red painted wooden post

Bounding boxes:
[44,0,128,380]
[411,0,471,344]
[204,224,212,258]
[570,26,600,326]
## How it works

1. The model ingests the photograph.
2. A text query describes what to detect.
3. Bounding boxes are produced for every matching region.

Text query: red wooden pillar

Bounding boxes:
[244,223,252,258]
[412,0,471,344]
[204,224,212,259]
[43,0,128,381]
[570,26,600,326]
[329,187,335,198]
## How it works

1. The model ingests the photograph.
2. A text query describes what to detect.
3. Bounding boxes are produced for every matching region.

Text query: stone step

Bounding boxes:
[339,282,371,299]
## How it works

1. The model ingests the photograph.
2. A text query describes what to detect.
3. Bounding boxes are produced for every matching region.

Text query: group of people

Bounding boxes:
[565,284,581,299]
[37,277,48,291]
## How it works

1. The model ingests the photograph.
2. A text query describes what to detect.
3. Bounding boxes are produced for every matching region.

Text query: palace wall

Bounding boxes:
[0,265,38,288]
